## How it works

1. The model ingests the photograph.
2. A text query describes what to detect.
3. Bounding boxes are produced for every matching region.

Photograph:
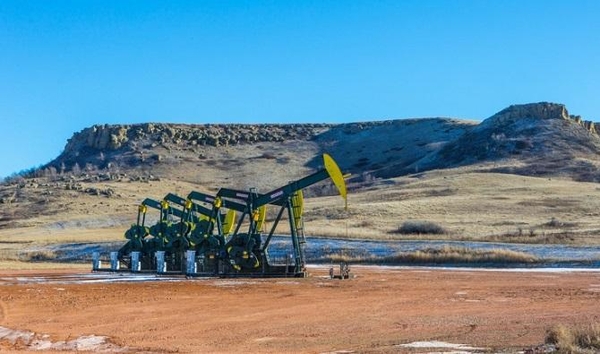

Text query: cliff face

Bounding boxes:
[55,123,332,169]
[63,123,332,152]
[481,102,597,134]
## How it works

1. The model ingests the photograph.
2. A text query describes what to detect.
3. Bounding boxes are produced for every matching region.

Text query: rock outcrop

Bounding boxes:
[485,102,598,135]
[486,102,570,124]
[41,101,600,182]
[64,123,332,153]
[53,123,333,170]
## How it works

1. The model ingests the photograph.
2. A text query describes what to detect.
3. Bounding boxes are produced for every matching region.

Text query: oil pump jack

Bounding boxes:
[107,153,347,277]
[118,197,181,270]
[214,153,348,277]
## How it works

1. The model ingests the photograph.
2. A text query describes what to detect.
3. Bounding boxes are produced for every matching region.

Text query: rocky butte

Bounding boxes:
[41,102,600,183]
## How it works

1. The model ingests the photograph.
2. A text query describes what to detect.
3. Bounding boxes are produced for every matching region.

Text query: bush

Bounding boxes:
[21,250,57,262]
[544,217,578,229]
[546,323,600,353]
[545,217,563,228]
[394,220,447,235]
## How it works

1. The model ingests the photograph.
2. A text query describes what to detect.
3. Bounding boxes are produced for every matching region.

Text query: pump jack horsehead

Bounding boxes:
[100,153,348,277]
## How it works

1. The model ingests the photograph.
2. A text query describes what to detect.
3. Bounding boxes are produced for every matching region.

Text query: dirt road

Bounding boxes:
[0,266,598,353]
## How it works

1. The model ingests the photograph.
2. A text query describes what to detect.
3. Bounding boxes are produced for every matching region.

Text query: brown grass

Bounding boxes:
[20,250,58,262]
[6,162,600,254]
[301,171,600,246]
[0,260,89,270]
[325,246,539,265]
[488,230,578,244]
[546,323,600,353]
[0,249,58,262]
[0,248,88,270]
[392,220,448,235]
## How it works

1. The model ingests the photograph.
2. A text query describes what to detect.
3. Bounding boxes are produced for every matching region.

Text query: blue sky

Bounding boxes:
[1,1,599,178]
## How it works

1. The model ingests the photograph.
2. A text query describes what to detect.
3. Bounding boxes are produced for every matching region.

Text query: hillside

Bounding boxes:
[3,101,600,248]
[374,102,600,180]
[40,118,476,189]
[35,101,600,186]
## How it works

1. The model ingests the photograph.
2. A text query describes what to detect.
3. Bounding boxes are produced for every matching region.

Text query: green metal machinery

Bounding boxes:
[186,190,239,273]
[118,197,175,270]
[211,153,347,277]
[107,153,348,277]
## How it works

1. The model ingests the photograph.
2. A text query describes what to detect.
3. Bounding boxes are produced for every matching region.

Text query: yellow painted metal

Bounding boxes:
[139,204,147,214]
[323,153,348,209]
[160,200,169,210]
[291,190,304,229]
[222,209,236,235]
[184,199,193,210]
[255,205,267,232]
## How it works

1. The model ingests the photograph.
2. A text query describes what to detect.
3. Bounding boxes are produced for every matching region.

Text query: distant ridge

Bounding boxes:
[43,102,600,184]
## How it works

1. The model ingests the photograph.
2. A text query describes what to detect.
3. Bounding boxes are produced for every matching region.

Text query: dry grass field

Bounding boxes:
[2,163,600,267]
[310,166,600,244]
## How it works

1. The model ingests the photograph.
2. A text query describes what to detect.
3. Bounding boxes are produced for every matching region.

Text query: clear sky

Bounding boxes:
[1,1,599,178]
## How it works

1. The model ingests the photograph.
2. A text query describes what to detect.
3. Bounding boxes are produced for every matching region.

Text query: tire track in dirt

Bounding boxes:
[0,300,6,322]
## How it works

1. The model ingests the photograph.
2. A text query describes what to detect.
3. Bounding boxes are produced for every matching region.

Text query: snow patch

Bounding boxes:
[0,326,126,352]
[398,341,485,351]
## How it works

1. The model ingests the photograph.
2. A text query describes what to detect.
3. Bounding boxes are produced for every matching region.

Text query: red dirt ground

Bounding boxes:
[0,266,599,353]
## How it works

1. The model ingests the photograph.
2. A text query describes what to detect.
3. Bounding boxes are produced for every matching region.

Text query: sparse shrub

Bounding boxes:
[152,154,163,162]
[0,250,57,263]
[546,217,563,228]
[355,220,375,228]
[546,324,574,352]
[277,156,291,164]
[0,250,20,261]
[259,152,277,159]
[544,217,578,229]
[361,172,376,184]
[21,250,57,262]
[515,139,533,150]
[546,323,600,353]
[394,220,447,235]
[426,188,457,197]
[303,182,339,198]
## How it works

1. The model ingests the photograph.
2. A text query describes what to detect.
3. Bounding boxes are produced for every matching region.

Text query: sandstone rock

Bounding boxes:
[584,121,597,134]
[485,102,570,126]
